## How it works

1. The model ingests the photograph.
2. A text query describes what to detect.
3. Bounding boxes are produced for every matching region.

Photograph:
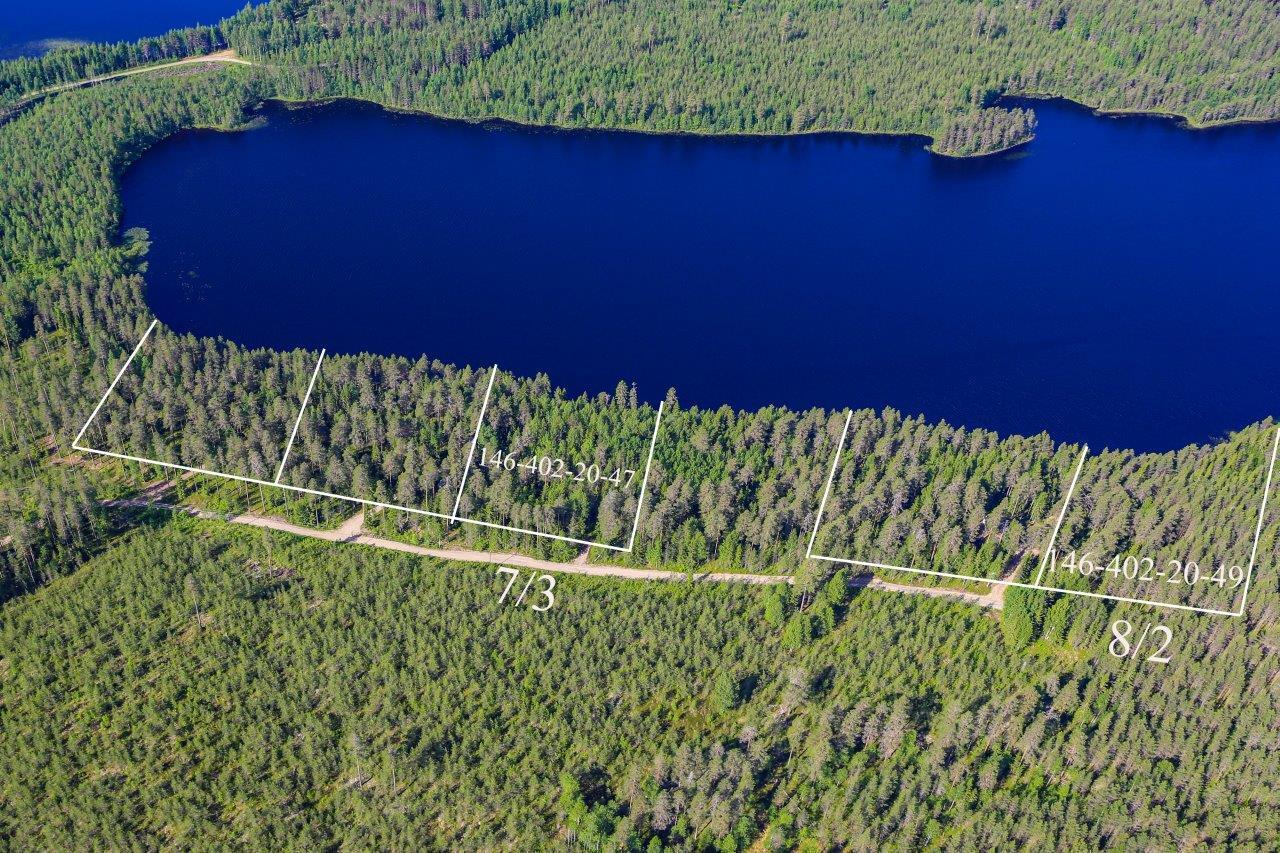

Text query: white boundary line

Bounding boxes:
[71,323,452,520]
[72,339,664,553]
[1032,444,1089,587]
[804,434,1253,618]
[624,400,666,552]
[71,325,1274,614]
[275,349,326,484]
[72,319,158,447]
[806,410,853,558]
[442,515,628,552]
[451,365,498,523]
[71,444,455,520]
[451,384,665,553]
[1235,424,1280,617]
[809,554,1240,617]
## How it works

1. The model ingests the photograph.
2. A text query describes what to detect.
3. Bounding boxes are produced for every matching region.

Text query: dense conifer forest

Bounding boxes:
[3,1,1280,847]
[7,1,1280,153]
[2,520,1277,848]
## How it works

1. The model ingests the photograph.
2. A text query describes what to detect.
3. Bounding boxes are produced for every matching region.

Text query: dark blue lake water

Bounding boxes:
[1,2,243,56]
[121,99,1280,452]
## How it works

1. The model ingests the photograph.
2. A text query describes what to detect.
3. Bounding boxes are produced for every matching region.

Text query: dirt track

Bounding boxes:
[106,497,1005,608]
[9,49,252,113]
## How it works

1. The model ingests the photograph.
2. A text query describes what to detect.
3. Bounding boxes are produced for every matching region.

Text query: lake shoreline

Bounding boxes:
[15,49,1277,158]
[266,92,941,152]
[122,92,1280,453]
[1007,91,1280,134]
[257,85,1280,160]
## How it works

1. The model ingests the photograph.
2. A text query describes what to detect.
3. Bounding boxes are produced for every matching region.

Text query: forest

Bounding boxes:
[3,1,1280,847]
[0,24,223,108]
[1,519,1275,848]
[226,0,1280,155]
[8,0,1280,154]
[74,319,1280,614]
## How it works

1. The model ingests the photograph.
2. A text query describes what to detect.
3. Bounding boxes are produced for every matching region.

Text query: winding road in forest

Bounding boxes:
[5,49,252,116]
[104,493,1006,610]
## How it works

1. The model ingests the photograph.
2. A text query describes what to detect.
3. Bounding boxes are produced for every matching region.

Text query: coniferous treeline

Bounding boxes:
[217,0,1280,155]
[84,329,320,482]
[0,24,225,108]
[57,310,1280,630]
[933,106,1037,157]
[0,468,102,602]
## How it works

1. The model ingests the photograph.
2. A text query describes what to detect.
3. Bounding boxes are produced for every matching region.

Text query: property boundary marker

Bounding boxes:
[448,381,665,552]
[1030,445,1088,588]
[625,400,665,552]
[276,349,326,484]
[805,411,1272,618]
[806,410,853,559]
[73,319,158,447]
[74,326,666,554]
[451,364,498,523]
[1235,425,1280,616]
[73,324,1276,609]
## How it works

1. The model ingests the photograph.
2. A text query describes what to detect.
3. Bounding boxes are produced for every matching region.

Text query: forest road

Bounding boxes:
[853,573,1005,611]
[105,500,790,586]
[11,49,254,112]
[105,497,1007,608]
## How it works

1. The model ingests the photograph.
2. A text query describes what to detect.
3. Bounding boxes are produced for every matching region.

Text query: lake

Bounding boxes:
[120,99,1280,452]
[1,2,244,57]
